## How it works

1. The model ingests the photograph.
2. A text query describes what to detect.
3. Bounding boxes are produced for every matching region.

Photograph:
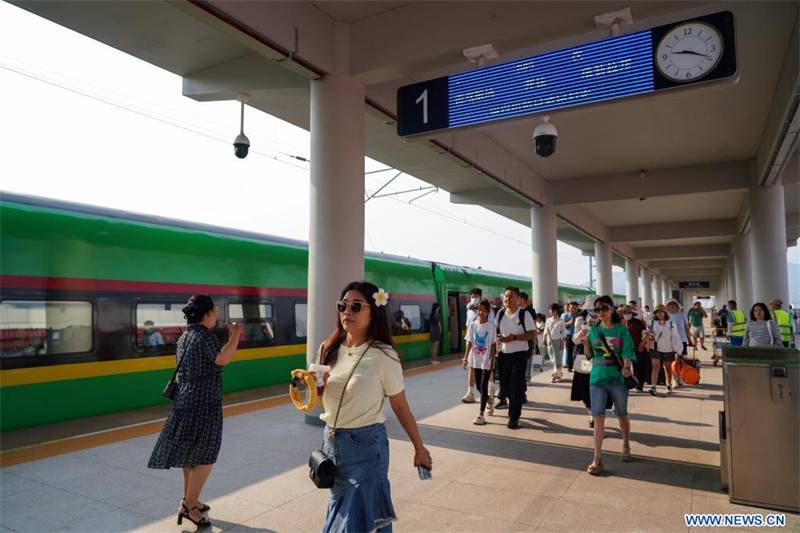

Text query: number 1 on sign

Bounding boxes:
[415,89,428,124]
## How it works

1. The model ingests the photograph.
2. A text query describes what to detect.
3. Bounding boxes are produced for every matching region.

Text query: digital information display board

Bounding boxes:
[397,11,735,137]
[680,282,711,289]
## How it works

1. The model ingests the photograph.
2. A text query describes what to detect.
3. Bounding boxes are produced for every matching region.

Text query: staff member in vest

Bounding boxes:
[318,281,432,533]
[769,298,795,347]
[726,300,747,346]
[496,286,536,429]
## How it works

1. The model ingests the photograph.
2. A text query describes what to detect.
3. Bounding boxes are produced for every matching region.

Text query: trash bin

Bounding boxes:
[723,347,800,512]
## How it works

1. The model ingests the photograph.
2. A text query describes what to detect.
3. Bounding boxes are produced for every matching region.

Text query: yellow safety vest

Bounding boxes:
[729,309,746,338]
[773,309,792,344]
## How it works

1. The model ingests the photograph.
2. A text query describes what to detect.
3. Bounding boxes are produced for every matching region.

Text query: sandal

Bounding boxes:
[182,498,210,513]
[621,446,632,462]
[178,503,212,529]
[587,456,604,475]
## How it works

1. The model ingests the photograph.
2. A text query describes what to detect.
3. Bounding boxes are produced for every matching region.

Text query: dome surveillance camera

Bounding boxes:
[533,116,558,157]
[233,132,250,159]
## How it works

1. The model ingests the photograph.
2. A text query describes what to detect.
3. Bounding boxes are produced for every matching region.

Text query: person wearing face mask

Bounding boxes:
[620,305,649,393]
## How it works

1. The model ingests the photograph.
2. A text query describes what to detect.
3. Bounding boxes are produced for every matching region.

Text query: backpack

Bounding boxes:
[496,307,533,350]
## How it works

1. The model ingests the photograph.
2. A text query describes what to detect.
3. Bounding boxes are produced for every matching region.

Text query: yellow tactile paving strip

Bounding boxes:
[0,360,459,468]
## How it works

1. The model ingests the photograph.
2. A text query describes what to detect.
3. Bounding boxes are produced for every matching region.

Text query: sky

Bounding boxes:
[1,2,797,289]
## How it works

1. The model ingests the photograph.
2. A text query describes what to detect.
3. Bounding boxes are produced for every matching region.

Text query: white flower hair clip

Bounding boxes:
[373,288,390,307]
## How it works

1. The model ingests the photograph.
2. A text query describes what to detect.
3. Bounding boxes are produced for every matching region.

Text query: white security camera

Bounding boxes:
[533,116,558,157]
[233,132,250,159]
[233,93,250,159]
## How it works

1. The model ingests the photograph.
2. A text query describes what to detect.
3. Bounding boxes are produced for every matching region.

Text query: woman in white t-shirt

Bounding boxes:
[544,304,567,382]
[463,300,497,426]
[317,281,432,533]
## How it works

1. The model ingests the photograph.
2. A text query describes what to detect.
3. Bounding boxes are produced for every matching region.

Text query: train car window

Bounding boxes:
[0,300,92,357]
[294,303,308,338]
[394,304,421,334]
[135,303,187,349]
[227,301,275,344]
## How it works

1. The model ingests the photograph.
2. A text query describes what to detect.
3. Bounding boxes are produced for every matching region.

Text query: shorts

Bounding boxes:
[590,384,629,417]
[690,326,705,338]
[650,351,676,362]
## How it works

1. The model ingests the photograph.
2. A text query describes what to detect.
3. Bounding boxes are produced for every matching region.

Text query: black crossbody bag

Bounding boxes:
[309,341,372,489]
[161,336,194,401]
[595,327,639,390]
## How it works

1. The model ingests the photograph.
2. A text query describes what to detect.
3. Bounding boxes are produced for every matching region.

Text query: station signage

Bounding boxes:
[397,11,736,137]
[680,281,711,289]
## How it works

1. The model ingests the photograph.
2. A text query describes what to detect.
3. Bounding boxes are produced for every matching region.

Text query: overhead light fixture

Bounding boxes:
[594,7,633,37]
[463,43,498,68]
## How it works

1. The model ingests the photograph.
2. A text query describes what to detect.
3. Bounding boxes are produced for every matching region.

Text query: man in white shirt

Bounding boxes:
[496,286,537,429]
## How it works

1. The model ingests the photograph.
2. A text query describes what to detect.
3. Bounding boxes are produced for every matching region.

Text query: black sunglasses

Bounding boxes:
[336,301,367,314]
[593,306,613,313]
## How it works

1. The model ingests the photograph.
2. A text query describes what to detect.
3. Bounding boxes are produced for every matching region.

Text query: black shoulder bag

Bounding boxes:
[595,327,639,390]
[309,341,373,489]
[161,335,193,401]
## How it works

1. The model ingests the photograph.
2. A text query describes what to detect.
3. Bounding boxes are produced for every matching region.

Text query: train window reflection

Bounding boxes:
[0,300,92,357]
[295,303,308,338]
[396,305,421,333]
[227,301,275,344]
[135,303,186,349]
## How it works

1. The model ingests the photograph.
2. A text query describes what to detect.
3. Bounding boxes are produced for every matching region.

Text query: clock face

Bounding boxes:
[656,22,723,82]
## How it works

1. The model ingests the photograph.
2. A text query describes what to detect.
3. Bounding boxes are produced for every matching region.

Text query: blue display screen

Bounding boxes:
[448,31,654,128]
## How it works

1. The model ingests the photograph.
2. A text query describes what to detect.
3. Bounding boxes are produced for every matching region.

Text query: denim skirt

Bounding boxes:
[321,423,397,533]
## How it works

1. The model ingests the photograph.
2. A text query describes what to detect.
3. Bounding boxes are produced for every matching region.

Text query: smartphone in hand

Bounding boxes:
[417,464,433,481]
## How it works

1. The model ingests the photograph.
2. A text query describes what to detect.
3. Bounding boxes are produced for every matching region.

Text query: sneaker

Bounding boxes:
[701,346,707,351]
[526,380,534,386]
[431,360,441,365]
[648,387,657,396]
[487,402,495,416]
[495,400,508,410]
[473,415,486,425]
[666,386,673,394]
[461,392,476,403]
[507,418,520,429]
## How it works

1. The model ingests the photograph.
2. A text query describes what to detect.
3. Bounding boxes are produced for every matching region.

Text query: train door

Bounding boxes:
[448,291,460,352]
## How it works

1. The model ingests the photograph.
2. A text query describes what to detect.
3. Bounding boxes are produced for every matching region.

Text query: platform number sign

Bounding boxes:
[398,77,448,136]
[397,11,735,137]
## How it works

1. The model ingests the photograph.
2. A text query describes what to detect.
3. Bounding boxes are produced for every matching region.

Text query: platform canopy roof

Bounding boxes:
[12,0,800,289]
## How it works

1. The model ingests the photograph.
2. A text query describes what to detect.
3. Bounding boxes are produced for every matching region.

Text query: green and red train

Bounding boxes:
[0,193,620,432]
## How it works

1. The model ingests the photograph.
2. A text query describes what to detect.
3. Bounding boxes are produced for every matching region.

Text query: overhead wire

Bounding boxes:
[0,63,310,172]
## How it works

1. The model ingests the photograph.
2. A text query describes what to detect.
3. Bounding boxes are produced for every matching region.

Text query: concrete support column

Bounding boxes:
[734,234,754,311]
[655,276,664,306]
[642,267,654,310]
[661,277,670,304]
[594,241,613,297]
[749,185,790,306]
[307,24,366,394]
[726,260,736,304]
[531,205,558,312]
[625,258,639,306]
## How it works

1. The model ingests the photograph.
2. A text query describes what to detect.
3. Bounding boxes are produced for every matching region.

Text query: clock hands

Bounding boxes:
[672,50,710,58]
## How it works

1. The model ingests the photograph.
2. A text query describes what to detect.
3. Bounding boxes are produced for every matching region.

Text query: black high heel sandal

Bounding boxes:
[178,503,212,529]
[182,498,210,513]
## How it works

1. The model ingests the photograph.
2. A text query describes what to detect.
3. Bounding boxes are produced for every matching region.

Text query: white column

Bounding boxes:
[734,234,754,311]
[625,258,639,306]
[307,24,366,425]
[750,185,790,306]
[531,205,558,312]
[642,267,654,310]
[654,276,662,306]
[726,260,736,304]
[594,241,613,296]
[661,277,670,303]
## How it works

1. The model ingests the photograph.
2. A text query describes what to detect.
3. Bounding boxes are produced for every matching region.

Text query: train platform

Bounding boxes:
[1,355,797,533]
